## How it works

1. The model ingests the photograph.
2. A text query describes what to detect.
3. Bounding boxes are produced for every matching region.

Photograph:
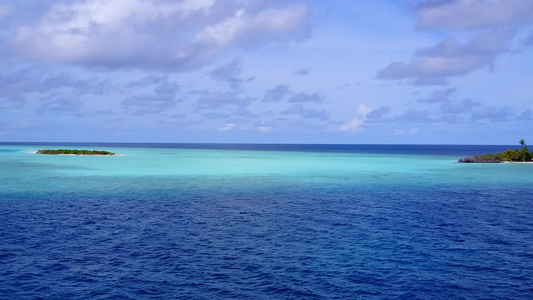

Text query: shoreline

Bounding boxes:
[459,160,533,164]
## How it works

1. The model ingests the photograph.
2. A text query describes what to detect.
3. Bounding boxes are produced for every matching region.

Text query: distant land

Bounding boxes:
[36,149,115,156]
[459,140,531,163]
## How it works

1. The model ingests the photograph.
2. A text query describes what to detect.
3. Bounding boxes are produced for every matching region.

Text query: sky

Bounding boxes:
[0,0,532,144]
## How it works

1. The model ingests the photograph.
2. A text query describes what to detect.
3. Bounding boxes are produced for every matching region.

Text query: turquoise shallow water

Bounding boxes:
[1,144,532,299]
[1,144,532,193]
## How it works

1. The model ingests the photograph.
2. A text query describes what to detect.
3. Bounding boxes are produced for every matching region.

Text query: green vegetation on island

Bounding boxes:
[459,140,531,163]
[36,149,116,156]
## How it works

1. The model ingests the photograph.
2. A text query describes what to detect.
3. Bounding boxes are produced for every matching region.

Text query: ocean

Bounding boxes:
[1,143,532,299]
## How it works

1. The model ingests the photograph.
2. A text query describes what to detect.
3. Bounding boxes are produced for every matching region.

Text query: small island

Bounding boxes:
[459,140,531,163]
[36,149,116,156]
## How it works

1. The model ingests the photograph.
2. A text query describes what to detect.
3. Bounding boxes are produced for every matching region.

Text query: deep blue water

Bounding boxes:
[1,144,532,299]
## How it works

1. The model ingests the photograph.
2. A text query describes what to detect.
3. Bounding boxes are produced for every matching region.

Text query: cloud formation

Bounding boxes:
[377,0,533,86]
[295,69,309,76]
[283,104,329,121]
[377,31,514,85]
[253,118,283,133]
[338,104,373,131]
[365,106,391,121]
[416,0,533,30]
[195,91,252,109]
[122,74,182,115]
[37,97,84,113]
[288,92,323,103]
[262,84,290,102]
[11,0,312,71]
[0,95,25,110]
[208,58,250,90]
[0,66,116,115]
[470,106,513,122]
[0,1,529,144]
[122,95,178,116]
[418,87,456,103]
[421,88,480,114]
[440,99,479,114]
[408,87,480,123]
[218,123,235,132]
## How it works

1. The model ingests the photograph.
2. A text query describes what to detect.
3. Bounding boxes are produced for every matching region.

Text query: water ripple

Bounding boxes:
[1,185,533,299]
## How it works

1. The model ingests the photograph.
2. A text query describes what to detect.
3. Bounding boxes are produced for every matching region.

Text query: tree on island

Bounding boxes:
[519,139,527,162]
[36,149,115,155]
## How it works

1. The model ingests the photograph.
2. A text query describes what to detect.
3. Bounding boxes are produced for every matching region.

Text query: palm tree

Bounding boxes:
[519,139,527,161]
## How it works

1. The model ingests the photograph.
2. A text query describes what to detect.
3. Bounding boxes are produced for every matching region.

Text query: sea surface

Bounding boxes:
[1,143,532,299]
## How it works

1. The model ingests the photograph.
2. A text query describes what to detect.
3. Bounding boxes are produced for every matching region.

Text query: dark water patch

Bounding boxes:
[1,185,533,299]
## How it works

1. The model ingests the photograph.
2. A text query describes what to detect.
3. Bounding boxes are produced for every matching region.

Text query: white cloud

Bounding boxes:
[218,123,235,132]
[392,127,419,136]
[357,104,372,116]
[196,5,309,47]
[11,0,311,71]
[338,118,364,132]
[257,126,271,133]
[338,104,372,132]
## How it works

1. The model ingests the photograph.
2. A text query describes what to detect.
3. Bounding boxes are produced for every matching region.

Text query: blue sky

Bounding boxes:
[0,0,532,144]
